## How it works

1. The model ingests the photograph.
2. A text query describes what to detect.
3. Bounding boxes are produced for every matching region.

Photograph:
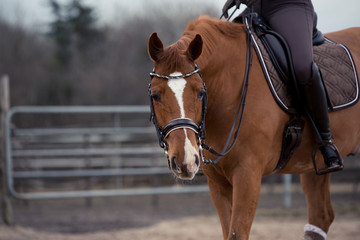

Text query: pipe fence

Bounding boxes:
[2,79,358,226]
[4,105,209,203]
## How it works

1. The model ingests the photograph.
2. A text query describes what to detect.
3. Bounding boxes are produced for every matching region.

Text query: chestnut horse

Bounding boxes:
[147,15,360,240]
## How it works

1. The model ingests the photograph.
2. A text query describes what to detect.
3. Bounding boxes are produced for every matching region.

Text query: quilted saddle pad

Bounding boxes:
[250,33,359,114]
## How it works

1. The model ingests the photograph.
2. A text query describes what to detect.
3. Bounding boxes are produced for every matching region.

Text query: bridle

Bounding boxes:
[148,64,208,164]
[148,22,253,166]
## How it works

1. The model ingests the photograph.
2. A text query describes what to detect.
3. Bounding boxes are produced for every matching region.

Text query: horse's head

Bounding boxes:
[147,32,206,180]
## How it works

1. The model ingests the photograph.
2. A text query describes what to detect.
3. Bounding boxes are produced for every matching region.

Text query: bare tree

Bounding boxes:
[0,1,217,107]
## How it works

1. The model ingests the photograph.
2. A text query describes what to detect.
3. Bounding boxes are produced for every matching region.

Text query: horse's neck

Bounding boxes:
[197,31,249,145]
[199,38,247,110]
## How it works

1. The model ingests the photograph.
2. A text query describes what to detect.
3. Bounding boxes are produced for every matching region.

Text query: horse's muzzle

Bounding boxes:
[168,154,200,180]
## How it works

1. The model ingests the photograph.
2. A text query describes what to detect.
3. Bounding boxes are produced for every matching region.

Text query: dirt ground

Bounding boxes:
[1,183,360,240]
[1,214,360,240]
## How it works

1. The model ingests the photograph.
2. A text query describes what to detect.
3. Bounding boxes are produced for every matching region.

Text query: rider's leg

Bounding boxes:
[300,63,343,171]
[261,0,343,172]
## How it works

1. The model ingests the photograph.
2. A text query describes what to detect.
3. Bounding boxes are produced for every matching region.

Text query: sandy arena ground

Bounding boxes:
[1,183,360,240]
[1,214,360,240]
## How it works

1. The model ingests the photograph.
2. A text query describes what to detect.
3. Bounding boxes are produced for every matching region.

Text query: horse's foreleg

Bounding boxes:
[300,172,334,240]
[207,174,233,239]
[227,167,262,240]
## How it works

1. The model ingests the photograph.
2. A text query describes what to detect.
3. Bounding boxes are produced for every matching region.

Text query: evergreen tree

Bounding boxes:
[48,0,72,67]
[48,0,102,67]
[68,0,102,53]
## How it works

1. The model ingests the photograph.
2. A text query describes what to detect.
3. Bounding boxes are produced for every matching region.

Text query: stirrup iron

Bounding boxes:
[312,140,344,175]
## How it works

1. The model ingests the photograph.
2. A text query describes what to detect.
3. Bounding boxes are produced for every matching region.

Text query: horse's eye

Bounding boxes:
[197,89,205,99]
[151,92,161,102]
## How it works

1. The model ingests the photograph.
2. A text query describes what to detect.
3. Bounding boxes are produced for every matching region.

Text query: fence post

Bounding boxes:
[282,174,292,208]
[1,75,13,225]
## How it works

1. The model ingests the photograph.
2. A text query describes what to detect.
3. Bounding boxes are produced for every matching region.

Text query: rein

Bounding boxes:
[148,24,254,165]
[201,20,253,164]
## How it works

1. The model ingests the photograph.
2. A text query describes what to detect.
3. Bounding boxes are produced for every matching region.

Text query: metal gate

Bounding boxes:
[4,105,208,201]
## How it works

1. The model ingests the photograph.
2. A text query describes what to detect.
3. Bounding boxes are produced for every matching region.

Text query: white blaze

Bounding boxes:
[168,73,186,118]
[168,73,199,167]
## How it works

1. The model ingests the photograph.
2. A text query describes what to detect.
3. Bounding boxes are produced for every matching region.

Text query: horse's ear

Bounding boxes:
[187,34,203,61]
[148,32,164,62]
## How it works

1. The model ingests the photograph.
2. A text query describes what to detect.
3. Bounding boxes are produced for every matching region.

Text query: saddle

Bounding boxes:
[242,13,359,173]
[247,13,359,114]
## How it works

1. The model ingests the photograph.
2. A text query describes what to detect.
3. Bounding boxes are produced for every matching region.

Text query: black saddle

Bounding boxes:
[249,12,324,108]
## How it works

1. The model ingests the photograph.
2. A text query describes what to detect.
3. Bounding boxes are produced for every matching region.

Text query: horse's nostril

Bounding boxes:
[194,154,200,167]
[171,156,180,171]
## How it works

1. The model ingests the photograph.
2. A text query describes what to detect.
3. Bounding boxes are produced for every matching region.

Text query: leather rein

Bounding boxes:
[148,24,253,165]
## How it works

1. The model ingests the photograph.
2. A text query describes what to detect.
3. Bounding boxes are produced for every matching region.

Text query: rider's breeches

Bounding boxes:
[260,0,331,138]
[260,0,314,85]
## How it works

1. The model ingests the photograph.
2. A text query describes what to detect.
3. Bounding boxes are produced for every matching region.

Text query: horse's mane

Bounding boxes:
[184,16,244,62]
[158,16,244,71]
[185,15,244,42]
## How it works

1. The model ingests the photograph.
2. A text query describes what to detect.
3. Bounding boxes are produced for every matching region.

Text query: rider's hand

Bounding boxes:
[222,0,242,19]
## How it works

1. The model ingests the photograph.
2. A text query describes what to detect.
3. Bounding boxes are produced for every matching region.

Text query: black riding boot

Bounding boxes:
[300,63,343,174]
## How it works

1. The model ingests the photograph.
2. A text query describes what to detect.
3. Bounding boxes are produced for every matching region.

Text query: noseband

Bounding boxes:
[148,64,208,162]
